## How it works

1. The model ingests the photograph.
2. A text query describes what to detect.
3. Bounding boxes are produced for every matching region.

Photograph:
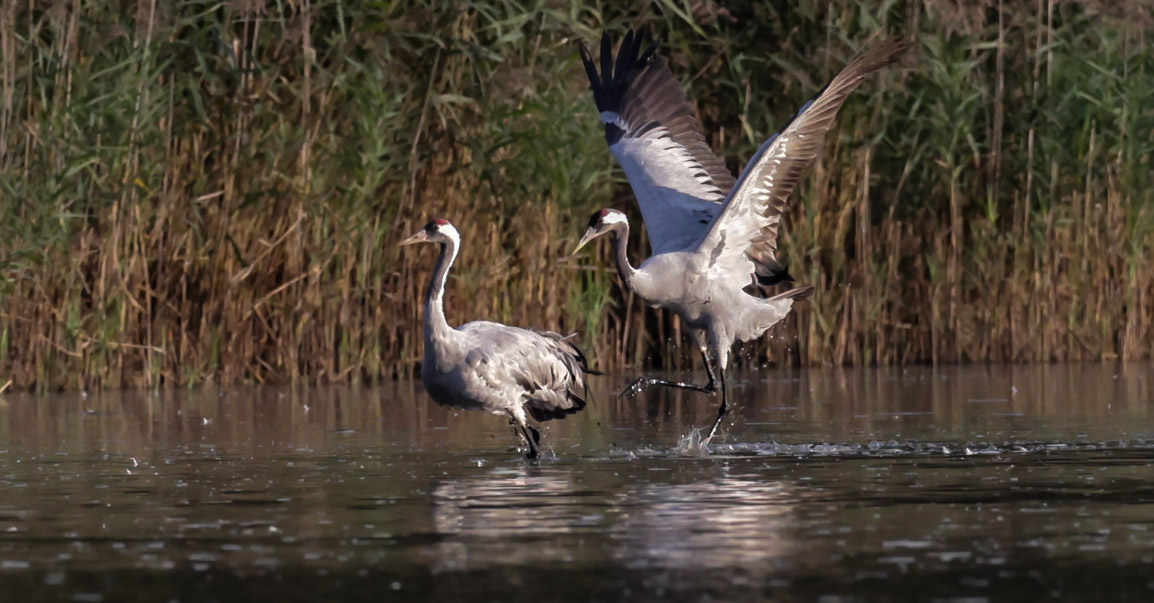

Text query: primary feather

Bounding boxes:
[694,36,907,286]
[579,28,736,255]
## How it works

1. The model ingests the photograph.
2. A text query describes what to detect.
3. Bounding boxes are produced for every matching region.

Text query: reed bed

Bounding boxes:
[0,0,1151,390]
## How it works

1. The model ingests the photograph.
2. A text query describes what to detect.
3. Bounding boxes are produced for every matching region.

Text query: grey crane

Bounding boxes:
[400,219,598,459]
[574,31,905,443]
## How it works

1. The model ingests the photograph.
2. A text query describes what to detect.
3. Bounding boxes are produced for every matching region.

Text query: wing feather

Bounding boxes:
[579,29,735,253]
[460,323,597,422]
[694,36,907,282]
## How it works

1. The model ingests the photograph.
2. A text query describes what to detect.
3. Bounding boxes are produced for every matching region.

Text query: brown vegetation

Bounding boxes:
[1,1,1151,391]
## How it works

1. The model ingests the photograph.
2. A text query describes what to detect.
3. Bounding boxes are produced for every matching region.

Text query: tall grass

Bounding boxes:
[0,0,1151,391]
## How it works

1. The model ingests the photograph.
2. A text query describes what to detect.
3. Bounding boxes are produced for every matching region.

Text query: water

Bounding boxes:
[1,364,1153,601]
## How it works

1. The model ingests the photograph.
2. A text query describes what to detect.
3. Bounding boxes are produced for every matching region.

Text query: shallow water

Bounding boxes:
[1,364,1153,601]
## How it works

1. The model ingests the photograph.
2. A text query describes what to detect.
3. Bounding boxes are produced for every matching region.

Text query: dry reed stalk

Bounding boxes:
[0,1,1151,391]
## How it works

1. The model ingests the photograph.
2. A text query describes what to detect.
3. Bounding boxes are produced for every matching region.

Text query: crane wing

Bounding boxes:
[460,323,596,422]
[693,37,906,283]
[579,28,736,254]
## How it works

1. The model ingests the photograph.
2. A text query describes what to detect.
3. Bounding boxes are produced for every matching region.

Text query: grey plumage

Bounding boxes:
[401,219,597,459]
[575,33,905,444]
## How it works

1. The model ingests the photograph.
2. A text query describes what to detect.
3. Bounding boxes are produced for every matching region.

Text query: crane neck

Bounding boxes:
[424,239,458,343]
[610,221,638,287]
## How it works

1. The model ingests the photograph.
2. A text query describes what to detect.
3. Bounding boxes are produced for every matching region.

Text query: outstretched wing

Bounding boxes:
[693,36,906,284]
[460,323,597,422]
[579,28,736,254]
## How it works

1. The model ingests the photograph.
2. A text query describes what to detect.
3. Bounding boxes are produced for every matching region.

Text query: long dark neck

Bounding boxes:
[610,221,638,288]
[424,240,457,342]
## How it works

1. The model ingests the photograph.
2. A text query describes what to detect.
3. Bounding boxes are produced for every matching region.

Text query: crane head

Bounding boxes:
[399,219,460,247]
[573,209,627,255]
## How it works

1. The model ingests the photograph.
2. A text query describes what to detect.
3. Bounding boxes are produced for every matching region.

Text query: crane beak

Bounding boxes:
[571,228,599,256]
[397,230,429,246]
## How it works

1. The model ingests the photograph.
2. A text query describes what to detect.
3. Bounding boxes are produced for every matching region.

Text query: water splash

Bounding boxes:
[674,429,712,457]
[602,438,1154,461]
[706,439,1154,458]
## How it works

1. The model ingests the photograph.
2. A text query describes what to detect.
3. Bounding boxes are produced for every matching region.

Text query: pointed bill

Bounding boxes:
[572,228,599,256]
[397,230,429,246]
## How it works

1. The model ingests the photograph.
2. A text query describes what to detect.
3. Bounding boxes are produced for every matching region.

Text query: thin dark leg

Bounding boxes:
[508,418,540,459]
[518,423,541,459]
[703,366,729,443]
[619,347,717,399]
[527,425,541,456]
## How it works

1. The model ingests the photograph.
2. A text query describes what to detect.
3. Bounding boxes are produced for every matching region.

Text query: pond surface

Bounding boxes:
[1,364,1154,601]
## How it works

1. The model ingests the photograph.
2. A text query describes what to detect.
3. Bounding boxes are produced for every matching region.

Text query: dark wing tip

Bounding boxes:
[616,27,652,82]
[847,35,909,76]
[580,27,663,116]
[755,261,795,287]
[577,39,593,69]
[600,30,613,82]
[578,40,607,109]
[635,25,656,64]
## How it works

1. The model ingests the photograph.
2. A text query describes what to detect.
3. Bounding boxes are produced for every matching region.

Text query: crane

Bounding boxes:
[401,219,599,458]
[574,31,905,443]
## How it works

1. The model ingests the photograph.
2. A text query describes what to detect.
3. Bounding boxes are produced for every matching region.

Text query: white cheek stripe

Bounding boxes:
[443,225,461,244]
[603,212,627,225]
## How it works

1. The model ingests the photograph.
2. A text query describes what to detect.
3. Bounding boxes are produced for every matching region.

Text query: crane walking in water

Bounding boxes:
[400,219,598,459]
[574,31,905,444]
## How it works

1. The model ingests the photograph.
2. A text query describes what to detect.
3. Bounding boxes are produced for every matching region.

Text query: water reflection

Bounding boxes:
[0,364,1152,601]
[614,476,802,571]
[429,465,812,574]
[1,364,1150,456]
[429,466,594,571]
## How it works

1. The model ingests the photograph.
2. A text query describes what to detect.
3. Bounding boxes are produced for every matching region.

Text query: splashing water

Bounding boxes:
[674,428,713,456]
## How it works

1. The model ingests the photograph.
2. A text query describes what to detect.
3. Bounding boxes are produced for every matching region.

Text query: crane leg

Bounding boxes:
[509,417,541,459]
[619,346,717,399]
[525,425,542,458]
[703,367,729,443]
